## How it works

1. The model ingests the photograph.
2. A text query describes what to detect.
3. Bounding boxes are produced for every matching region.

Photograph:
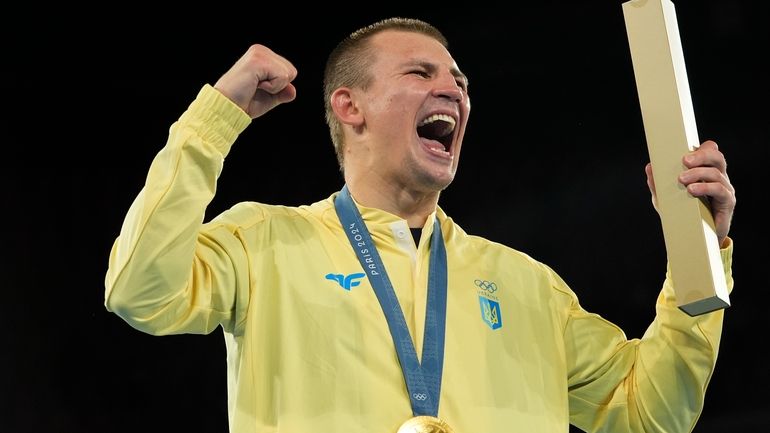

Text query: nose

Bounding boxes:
[432,71,464,103]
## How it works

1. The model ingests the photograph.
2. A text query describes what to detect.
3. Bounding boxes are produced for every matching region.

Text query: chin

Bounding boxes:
[414,170,455,192]
[403,157,457,191]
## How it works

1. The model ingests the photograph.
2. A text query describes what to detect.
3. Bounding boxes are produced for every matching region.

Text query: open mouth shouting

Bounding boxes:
[417,113,457,159]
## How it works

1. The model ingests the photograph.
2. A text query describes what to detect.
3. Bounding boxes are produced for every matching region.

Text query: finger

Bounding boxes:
[250,85,296,113]
[698,139,718,151]
[678,166,732,189]
[683,140,726,172]
[257,70,298,95]
[644,162,659,211]
[684,180,734,203]
[274,83,297,104]
[645,162,655,192]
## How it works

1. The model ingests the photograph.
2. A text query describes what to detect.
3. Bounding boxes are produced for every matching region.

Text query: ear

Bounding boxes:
[331,87,364,127]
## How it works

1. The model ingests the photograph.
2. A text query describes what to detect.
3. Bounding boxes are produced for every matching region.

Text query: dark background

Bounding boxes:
[4,1,768,432]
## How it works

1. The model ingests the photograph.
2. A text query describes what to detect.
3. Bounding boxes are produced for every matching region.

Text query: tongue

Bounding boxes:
[422,138,446,152]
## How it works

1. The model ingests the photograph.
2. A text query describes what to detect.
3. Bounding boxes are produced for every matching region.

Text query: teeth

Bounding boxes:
[418,114,456,130]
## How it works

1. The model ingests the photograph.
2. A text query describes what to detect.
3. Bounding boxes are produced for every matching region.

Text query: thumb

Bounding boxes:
[248,83,297,117]
[645,163,659,213]
[272,83,297,105]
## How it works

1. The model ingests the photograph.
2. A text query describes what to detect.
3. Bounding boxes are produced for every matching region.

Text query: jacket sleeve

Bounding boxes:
[104,85,253,336]
[564,239,734,433]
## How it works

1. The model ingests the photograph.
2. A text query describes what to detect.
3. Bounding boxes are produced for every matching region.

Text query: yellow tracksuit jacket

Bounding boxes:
[105,85,734,433]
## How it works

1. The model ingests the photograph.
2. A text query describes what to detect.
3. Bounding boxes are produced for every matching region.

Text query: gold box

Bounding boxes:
[622,0,729,315]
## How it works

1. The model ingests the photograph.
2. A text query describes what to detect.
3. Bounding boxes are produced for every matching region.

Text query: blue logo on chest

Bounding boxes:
[475,279,503,330]
[326,273,366,290]
[478,296,503,330]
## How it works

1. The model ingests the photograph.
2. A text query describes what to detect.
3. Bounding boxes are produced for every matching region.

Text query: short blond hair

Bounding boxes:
[323,18,448,170]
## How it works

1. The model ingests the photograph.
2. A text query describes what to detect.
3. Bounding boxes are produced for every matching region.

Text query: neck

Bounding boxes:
[344,175,440,228]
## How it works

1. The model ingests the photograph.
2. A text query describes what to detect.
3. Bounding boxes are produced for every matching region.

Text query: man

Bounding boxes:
[105,18,736,433]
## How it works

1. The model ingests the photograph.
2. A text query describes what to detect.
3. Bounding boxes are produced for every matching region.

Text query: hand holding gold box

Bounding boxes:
[622,0,730,316]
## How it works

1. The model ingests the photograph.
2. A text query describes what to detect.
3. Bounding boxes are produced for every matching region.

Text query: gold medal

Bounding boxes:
[396,416,455,433]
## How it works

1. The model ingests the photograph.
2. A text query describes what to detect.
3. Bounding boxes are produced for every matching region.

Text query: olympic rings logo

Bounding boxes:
[412,393,428,401]
[474,279,498,293]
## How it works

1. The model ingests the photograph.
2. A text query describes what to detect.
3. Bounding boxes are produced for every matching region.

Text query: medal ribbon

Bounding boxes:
[334,185,447,417]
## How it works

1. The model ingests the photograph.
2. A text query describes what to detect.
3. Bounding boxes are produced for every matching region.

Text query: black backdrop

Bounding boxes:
[4,1,768,432]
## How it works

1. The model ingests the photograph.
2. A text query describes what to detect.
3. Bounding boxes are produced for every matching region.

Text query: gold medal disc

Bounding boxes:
[396,416,455,433]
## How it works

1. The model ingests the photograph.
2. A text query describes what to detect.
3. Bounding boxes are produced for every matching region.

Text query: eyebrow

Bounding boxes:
[404,59,469,87]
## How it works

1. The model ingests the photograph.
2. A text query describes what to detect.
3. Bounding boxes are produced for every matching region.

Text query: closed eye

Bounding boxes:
[409,69,467,91]
[409,70,430,78]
